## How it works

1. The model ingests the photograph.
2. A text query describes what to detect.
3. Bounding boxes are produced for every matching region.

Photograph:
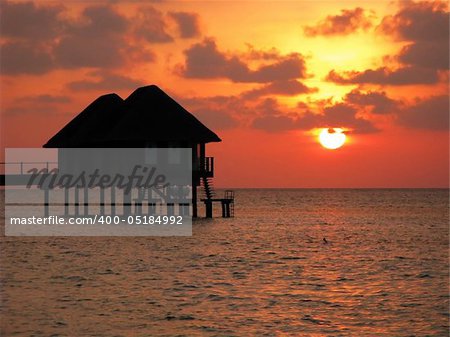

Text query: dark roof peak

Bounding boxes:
[44,85,221,147]
[125,85,169,103]
[99,92,123,100]
[44,93,124,148]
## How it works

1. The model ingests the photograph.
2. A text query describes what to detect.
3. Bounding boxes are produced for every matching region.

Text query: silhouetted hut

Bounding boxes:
[44,85,222,217]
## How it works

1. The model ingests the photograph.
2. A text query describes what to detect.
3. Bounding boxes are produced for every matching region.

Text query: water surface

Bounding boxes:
[1,189,448,336]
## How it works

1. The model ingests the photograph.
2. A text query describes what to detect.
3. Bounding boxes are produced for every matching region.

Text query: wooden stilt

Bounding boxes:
[44,188,49,217]
[74,187,79,216]
[221,201,227,218]
[111,186,116,217]
[167,203,174,216]
[179,203,189,216]
[100,188,105,215]
[148,202,155,215]
[205,200,212,218]
[64,188,69,216]
[202,197,233,218]
[135,189,143,215]
[192,184,197,218]
[123,189,131,216]
[83,186,89,215]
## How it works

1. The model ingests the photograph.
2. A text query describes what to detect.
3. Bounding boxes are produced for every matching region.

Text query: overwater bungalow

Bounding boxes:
[43,85,233,217]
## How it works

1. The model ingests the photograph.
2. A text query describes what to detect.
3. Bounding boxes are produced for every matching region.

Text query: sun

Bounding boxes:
[318,128,346,150]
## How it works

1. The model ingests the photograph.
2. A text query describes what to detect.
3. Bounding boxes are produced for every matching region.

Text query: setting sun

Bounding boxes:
[319,128,346,150]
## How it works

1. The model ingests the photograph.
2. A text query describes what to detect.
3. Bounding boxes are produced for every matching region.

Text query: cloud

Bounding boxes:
[304,7,373,36]
[67,72,144,91]
[70,5,129,36]
[344,89,399,114]
[169,11,201,38]
[251,98,299,132]
[0,42,54,75]
[379,1,449,42]
[54,35,127,69]
[0,4,165,75]
[178,85,390,134]
[306,103,379,133]
[189,108,238,130]
[251,55,308,82]
[251,99,379,134]
[328,1,449,86]
[54,6,130,69]
[398,95,449,130]
[134,6,173,43]
[0,5,135,74]
[385,1,450,71]
[242,80,316,99]
[178,38,248,80]
[0,1,64,40]
[242,44,282,61]
[339,89,448,131]
[0,1,59,75]
[2,105,65,117]
[340,89,449,131]
[326,66,440,85]
[178,95,243,130]
[252,115,300,132]
[4,94,72,119]
[179,38,307,83]
[398,41,448,70]
[18,94,71,104]
[183,88,381,134]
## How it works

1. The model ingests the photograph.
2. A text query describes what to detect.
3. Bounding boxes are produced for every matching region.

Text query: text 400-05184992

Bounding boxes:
[95,215,184,225]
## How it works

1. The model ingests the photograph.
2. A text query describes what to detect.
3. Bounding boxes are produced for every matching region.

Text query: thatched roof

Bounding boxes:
[44,85,221,148]
[44,93,124,148]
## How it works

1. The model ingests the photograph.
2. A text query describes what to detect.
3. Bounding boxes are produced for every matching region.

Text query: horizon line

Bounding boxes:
[213,186,450,190]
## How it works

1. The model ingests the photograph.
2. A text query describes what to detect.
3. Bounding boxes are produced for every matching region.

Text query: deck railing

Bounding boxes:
[202,157,214,176]
[0,162,58,175]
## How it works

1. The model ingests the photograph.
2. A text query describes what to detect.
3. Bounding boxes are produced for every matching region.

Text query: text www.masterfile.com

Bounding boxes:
[9,215,185,225]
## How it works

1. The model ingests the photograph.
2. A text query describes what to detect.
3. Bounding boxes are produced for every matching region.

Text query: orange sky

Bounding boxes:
[1,0,449,187]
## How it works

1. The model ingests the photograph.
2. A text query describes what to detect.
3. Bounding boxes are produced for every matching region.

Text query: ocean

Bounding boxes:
[1,189,449,336]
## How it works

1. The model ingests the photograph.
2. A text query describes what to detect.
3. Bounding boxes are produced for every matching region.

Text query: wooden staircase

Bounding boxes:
[201,176,216,199]
[200,176,234,218]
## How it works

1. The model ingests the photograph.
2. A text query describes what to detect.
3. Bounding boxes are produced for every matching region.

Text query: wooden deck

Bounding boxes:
[201,191,235,218]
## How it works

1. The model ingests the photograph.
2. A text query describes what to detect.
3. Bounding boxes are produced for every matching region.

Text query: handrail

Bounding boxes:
[0,161,58,174]
[204,157,214,176]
